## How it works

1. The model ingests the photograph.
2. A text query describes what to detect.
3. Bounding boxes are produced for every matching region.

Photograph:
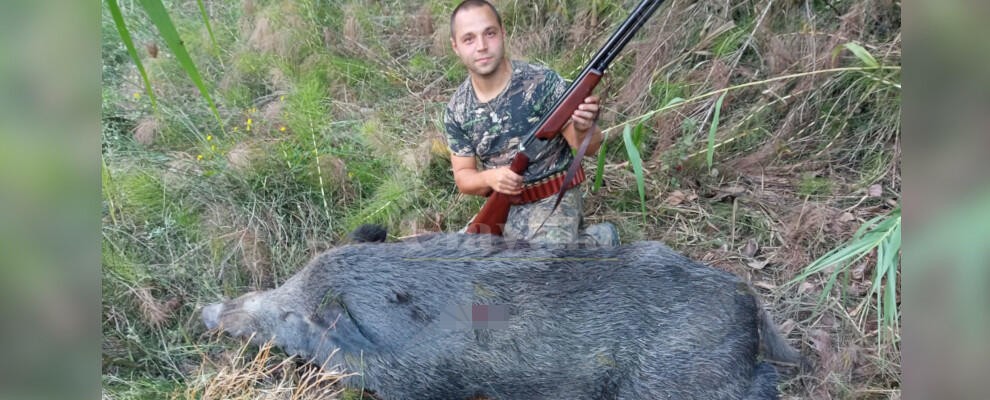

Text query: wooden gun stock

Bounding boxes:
[465,153,530,235]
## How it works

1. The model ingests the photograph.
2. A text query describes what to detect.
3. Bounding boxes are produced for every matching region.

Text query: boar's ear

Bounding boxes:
[274,311,320,358]
[348,224,387,243]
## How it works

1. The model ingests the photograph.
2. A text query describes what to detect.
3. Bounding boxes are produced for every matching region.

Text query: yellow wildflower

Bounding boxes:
[279,126,286,132]
[233,126,239,132]
[211,145,216,152]
[206,135,213,141]
[197,154,203,161]
[133,92,141,99]
[280,95,285,102]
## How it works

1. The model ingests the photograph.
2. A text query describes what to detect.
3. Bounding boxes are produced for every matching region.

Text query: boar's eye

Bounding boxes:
[279,311,310,331]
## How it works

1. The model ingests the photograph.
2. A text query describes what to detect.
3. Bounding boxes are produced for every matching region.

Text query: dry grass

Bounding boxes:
[133,116,160,145]
[238,227,273,289]
[179,337,352,400]
[226,140,266,172]
[247,10,308,62]
[131,285,179,328]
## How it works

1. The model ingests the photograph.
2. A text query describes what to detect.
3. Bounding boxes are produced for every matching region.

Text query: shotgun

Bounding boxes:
[466,0,667,235]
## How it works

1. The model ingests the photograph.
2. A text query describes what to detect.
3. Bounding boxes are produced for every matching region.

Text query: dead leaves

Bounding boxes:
[868,184,883,198]
[810,328,833,358]
[742,238,760,258]
[665,189,698,206]
[747,259,770,270]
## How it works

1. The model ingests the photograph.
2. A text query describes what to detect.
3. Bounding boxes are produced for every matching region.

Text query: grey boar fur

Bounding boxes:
[203,227,803,400]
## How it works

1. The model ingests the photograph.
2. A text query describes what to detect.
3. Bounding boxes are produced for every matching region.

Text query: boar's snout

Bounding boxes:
[202,303,223,330]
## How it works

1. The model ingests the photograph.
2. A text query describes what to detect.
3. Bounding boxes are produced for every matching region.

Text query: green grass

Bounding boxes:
[103,376,185,399]
[650,79,688,110]
[711,22,751,57]
[798,175,833,197]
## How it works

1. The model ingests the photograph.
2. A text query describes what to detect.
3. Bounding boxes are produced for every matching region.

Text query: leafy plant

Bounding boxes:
[622,123,647,218]
[706,92,726,171]
[788,207,902,346]
[592,131,608,192]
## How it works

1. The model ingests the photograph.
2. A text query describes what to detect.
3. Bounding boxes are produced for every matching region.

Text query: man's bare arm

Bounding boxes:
[451,155,523,196]
[562,122,603,156]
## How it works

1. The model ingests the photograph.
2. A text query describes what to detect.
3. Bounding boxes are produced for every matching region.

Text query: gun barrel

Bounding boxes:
[588,0,666,71]
[521,0,666,150]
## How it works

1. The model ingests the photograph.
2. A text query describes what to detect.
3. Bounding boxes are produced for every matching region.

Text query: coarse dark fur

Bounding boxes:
[203,226,804,400]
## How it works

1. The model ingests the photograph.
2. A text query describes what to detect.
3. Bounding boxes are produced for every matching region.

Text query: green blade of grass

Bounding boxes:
[106,0,157,109]
[884,247,899,331]
[195,0,220,55]
[632,120,646,150]
[841,42,880,68]
[101,155,118,226]
[796,233,874,285]
[706,92,726,171]
[665,97,685,107]
[880,212,901,335]
[592,131,608,192]
[138,0,222,128]
[622,123,647,218]
[789,210,899,285]
[870,227,891,346]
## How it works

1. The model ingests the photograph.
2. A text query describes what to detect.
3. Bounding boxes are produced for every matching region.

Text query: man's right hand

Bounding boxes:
[484,167,523,195]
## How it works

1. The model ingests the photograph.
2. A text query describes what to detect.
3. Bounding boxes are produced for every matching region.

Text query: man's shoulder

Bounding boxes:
[511,60,561,81]
[447,77,474,105]
[446,77,477,119]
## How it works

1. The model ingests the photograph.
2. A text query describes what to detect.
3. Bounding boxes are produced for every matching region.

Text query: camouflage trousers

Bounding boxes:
[461,189,617,246]
[503,188,584,244]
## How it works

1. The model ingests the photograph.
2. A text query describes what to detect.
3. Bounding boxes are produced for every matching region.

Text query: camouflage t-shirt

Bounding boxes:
[444,60,572,183]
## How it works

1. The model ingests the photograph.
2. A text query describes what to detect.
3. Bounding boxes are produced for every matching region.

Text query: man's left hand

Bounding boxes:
[571,96,600,134]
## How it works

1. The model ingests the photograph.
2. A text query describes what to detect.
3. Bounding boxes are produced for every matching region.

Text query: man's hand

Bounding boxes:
[570,95,600,134]
[561,95,603,156]
[484,167,523,195]
[451,155,523,197]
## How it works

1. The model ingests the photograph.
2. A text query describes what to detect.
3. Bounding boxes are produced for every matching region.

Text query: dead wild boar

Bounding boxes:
[202,226,804,399]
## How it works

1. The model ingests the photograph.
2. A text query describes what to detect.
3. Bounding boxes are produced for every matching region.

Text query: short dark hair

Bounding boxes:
[449,0,503,38]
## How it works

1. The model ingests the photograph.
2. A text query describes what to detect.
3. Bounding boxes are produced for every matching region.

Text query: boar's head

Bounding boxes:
[201,225,388,363]
[201,283,338,361]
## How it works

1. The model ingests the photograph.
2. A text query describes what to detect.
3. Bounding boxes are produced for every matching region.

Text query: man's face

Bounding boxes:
[450,5,506,77]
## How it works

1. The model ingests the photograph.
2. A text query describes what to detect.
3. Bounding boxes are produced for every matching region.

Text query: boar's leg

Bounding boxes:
[741,362,780,400]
